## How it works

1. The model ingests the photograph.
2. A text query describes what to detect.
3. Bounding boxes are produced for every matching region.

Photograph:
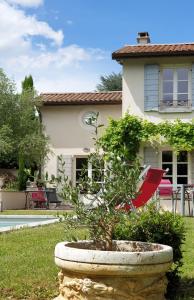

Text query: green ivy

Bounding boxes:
[100,114,194,158]
[159,119,194,152]
[100,115,143,160]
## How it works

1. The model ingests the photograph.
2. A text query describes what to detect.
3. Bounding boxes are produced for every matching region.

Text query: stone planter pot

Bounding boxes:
[54,240,173,300]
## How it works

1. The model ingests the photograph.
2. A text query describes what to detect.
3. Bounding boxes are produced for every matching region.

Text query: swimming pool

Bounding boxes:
[0,215,59,232]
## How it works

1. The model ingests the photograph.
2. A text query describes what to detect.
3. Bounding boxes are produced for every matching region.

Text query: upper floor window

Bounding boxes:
[160,66,191,111]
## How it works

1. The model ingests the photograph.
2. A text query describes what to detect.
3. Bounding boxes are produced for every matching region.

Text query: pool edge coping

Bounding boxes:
[0,215,59,233]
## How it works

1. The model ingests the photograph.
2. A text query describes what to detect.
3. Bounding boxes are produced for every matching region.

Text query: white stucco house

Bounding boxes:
[112,32,194,185]
[41,92,122,184]
[41,32,194,187]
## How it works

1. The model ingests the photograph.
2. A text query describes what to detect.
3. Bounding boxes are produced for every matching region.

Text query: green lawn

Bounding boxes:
[0,215,194,299]
[178,218,194,299]
[0,223,86,300]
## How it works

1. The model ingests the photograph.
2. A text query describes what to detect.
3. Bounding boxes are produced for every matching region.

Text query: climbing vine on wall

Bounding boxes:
[100,114,194,160]
[99,115,143,160]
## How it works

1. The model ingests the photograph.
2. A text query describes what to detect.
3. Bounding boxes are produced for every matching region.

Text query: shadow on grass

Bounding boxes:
[169,278,194,300]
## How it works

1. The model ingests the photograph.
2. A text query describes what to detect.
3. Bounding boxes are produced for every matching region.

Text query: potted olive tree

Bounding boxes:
[54,121,173,300]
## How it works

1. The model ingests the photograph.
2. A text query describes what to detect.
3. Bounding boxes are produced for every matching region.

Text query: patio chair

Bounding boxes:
[116,167,166,211]
[30,189,47,209]
[158,179,173,197]
[173,185,192,216]
[157,179,193,216]
[45,188,62,209]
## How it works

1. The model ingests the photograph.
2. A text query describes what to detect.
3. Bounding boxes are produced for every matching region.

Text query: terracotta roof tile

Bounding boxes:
[112,43,194,59]
[41,91,122,105]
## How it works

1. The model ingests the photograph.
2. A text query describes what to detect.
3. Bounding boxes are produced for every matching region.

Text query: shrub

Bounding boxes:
[113,204,186,299]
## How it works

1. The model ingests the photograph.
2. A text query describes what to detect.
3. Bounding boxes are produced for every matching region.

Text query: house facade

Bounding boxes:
[41,92,122,184]
[113,32,194,185]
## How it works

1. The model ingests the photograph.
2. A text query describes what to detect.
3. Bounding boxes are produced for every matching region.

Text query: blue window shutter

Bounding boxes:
[144,64,159,111]
[192,64,194,108]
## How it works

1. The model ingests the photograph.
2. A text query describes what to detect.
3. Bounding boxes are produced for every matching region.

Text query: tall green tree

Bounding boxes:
[96,72,122,91]
[0,69,49,190]
[0,69,19,167]
[22,75,34,91]
[18,75,35,190]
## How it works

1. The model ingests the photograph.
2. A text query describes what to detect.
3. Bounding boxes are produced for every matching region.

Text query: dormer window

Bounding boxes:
[160,66,192,112]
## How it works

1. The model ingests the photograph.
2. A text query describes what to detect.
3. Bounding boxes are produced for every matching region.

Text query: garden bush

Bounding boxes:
[113,204,186,299]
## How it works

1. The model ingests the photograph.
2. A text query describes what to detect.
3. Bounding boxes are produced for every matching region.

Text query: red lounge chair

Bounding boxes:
[117,168,165,211]
[31,190,47,208]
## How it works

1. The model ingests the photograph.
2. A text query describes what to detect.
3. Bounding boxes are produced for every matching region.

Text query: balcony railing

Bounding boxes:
[159,100,192,112]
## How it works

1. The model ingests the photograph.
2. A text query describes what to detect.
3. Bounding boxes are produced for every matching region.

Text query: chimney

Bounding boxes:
[137,32,151,44]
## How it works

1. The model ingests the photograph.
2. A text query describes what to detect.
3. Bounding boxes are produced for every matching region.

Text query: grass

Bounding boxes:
[0,214,194,299]
[0,223,87,300]
[177,217,194,300]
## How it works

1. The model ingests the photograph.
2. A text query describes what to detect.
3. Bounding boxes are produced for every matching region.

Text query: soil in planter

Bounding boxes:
[65,241,163,252]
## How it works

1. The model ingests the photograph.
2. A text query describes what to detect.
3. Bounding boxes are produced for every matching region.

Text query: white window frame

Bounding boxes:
[73,156,105,187]
[159,64,192,111]
[160,149,191,184]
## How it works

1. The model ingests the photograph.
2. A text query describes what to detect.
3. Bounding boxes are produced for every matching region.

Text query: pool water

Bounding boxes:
[0,215,59,232]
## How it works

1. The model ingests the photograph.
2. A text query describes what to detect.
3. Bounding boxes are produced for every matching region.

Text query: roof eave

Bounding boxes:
[112,51,194,60]
[42,100,122,106]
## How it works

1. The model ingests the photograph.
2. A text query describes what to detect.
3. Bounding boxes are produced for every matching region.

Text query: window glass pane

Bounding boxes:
[178,81,188,93]
[162,151,173,162]
[177,177,188,184]
[177,151,187,162]
[91,158,104,183]
[177,164,188,175]
[91,160,104,170]
[76,158,88,169]
[163,81,173,93]
[177,68,188,80]
[76,170,87,180]
[162,164,173,175]
[76,171,82,181]
[163,69,173,80]
[177,94,188,101]
[92,170,104,182]
[163,94,173,101]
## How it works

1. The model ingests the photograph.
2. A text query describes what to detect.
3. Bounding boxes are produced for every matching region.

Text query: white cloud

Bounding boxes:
[6,45,104,71]
[0,0,113,93]
[4,45,108,91]
[0,1,63,49]
[35,73,100,93]
[6,0,43,7]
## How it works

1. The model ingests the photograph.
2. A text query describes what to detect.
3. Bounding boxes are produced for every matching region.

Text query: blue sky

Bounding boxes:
[1,0,194,92]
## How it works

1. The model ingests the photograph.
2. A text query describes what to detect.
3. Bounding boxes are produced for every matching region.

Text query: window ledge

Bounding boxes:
[159,107,192,113]
[159,100,192,113]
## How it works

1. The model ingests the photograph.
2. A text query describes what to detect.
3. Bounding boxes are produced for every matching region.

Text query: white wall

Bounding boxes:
[1,191,26,210]
[41,104,121,177]
[42,104,121,148]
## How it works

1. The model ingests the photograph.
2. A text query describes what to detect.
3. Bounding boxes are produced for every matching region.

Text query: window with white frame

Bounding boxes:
[162,150,188,184]
[161,66,191,107]
[75,157,104,190]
